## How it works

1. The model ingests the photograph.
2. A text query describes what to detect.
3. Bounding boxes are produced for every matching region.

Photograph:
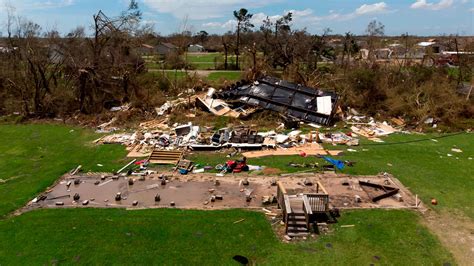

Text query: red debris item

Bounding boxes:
[346,132,352,137]
[135,159,147,165]
[431,198,438,205]
[299,151,307,157]
[226,159,248,173]
[226,160,236,168]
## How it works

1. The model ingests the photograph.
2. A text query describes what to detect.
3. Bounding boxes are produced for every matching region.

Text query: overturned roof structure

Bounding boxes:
[216,76,339,125]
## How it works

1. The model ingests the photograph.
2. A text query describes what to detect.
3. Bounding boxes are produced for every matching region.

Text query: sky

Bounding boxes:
[0,0,472,36]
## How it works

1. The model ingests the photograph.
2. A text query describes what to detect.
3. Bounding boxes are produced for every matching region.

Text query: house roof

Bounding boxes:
[141,43,154,49]
[417,41,436,47]
[160,42,177,49]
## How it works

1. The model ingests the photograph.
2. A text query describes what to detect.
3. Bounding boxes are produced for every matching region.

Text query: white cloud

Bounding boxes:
[198,1,397,34]
[0,0,74,12]
[202,22,223,28]
[410,0,454,10]
[143,0,281,20]
[201,3,393,32]
[287,8,313,17]
[355,2,389,15]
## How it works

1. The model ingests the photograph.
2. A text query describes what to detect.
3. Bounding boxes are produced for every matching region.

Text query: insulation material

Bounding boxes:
[316,96,332,115]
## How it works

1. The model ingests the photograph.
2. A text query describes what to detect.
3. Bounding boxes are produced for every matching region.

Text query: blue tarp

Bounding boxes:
[323,156,345,170]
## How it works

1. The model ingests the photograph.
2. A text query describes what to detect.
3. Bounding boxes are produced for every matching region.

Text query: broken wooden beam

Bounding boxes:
[359,181,399,202]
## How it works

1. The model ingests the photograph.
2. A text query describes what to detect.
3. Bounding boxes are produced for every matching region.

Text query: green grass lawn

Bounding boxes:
[207,71,243,82]
[191,132,474,219]
[0,208,453,265]
[0,124,127,217]
[0,124,464,264]
[186,53,237,70]
[186,53,221,63]
[336,133,474,219]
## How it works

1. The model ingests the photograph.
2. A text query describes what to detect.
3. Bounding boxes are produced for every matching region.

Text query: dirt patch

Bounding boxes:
[421,209,474,266]
[262,168,281,175]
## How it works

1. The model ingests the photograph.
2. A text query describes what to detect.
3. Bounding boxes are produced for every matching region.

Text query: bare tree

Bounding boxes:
[233,8,254,69]
[366,20,385,61]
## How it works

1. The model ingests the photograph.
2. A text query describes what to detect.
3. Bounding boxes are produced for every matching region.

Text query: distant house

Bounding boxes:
[188,44,205,53]
[156,42,178,56]
[359,48,369,60]
[327,38,343,48]
[0,45,17,54]
[388,44,406,58]
[374,48,392,59]
[137,43,155,56]
[417,41,445,54]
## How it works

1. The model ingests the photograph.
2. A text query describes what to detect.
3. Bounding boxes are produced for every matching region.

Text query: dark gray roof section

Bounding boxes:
[216,76,339,125]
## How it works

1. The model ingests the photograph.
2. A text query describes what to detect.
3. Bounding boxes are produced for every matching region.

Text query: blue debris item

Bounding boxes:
[179,169,189,175]
[323,156,345,170]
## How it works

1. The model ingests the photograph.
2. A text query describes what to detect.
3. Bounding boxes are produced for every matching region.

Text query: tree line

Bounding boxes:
[0,2,472,128]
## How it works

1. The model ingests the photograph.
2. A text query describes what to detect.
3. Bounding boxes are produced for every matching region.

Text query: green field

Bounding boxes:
[0,208,453,265]
[145,53,238,70]
[0,124,470,264]
[186,52,238,70]
[0,124,127,217]
[207,71,243,81]
[186,52,221,70]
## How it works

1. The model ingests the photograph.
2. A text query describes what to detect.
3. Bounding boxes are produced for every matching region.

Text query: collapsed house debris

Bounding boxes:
[343,112,400,142]
[195,88,256,118]
[214,76,339,125]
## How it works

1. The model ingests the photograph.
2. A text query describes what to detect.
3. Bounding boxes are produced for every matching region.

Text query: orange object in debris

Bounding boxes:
[299,151,307,157]
[431,198,438,205]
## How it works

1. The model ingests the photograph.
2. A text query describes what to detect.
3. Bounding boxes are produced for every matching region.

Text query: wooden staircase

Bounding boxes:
[277,181,330,237]
[286,197,310,237]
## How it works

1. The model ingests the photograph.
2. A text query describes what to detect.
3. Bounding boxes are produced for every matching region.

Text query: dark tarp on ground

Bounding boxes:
[216,76,339,125]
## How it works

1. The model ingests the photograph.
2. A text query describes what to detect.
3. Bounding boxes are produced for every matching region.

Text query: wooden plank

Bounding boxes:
[242,142,342,158]
[302,195,313,215]
[359,181,399,202]
[148,149,183,164]
[316,181,328,194]
[277,181,287,194]
[284,195,292,214]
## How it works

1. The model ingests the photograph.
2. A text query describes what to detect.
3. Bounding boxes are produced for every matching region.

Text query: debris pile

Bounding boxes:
[343,111,400,142]
[214,76,339,125]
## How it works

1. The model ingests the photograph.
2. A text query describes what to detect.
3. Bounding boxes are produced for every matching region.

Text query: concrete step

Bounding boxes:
[287,226,309,232]
[288,220,306,226]
[288,212,305,216]
[287,232,310,237]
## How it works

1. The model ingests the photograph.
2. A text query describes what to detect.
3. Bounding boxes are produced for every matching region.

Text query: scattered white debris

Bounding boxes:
[451,148,463,153]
